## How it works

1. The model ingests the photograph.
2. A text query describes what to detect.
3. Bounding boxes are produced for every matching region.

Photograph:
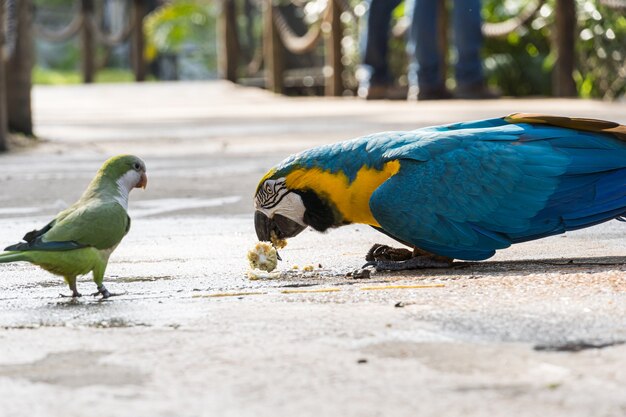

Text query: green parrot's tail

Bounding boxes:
[0,251,27,263]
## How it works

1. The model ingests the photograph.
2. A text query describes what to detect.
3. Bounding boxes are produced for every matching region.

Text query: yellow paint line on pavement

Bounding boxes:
[195,284,444,298]
[281,288,341,294]
[194,292,267,298]
[360,284,445,291]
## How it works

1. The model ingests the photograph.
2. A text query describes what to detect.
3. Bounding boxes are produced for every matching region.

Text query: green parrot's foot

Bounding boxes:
[59,291,82,298]
[364,244,453,271]
[91,285,124,299]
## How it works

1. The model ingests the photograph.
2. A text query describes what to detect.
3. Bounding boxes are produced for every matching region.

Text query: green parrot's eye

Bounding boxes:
[133,162,141,170]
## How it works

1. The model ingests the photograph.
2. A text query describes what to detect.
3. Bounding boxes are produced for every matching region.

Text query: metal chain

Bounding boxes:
[482,0,545,38]
[1,0,17,61]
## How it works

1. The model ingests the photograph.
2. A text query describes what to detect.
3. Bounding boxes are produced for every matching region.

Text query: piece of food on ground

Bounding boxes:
[247,242,278,272]
[247,270,282,280]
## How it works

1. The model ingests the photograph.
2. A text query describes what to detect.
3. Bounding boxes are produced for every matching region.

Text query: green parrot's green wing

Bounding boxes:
[42,201,130,250]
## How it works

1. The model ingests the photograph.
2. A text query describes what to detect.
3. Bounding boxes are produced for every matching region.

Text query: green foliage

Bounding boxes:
[144,1,215,60]
[33,66,82,85]
[33,0,74,7]
[482,0,553,96]
[481,0,625,99]
[95,68,139,83]
[36,41,82,72]
[573,1,626,99]
[33,67,139,85]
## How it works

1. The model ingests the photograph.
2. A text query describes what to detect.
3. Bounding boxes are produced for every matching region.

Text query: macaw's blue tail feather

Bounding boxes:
[0,252,28,263]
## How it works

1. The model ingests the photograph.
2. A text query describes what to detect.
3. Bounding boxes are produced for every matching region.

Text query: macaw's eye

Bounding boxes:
[133,162,141,170]
[265,183,272,193]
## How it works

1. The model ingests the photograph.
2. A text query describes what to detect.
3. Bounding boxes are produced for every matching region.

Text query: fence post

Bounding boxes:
[80,0,95,83]
[263,0,284,94]
[0,1,8,151]
[218,0,239,82]
[324,0,342,96]
[554,0,576,97]
[6,0,34,135]
[131,0,146,81]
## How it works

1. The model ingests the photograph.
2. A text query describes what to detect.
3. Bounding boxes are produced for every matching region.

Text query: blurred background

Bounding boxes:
[1,0,625,149]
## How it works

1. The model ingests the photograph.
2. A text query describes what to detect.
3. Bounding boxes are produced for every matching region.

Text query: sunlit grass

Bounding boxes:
[33,67,146,85]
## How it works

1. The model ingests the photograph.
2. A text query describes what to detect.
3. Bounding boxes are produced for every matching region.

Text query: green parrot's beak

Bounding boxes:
[255,211,306,242]
[136,172,148,189]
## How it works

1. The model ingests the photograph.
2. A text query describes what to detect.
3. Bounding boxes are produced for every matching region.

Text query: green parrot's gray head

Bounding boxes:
[93,155,148,210]
[99,155,148,190]
[254,177,307,242]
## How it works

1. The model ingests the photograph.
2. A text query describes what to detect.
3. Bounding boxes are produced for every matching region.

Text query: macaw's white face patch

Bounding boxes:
[255,178,306,226]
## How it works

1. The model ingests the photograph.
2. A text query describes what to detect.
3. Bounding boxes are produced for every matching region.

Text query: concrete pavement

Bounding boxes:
[0,81,625,417]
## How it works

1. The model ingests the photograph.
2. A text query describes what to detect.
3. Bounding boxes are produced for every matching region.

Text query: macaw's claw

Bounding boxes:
[349,268,371,279]
[363,256,452,271]
[364,244,453,271]
[91,285,125,299]
[365,244,413,262]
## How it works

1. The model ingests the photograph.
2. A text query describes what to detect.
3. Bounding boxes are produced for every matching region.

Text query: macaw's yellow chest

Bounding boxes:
[285,160,400,226]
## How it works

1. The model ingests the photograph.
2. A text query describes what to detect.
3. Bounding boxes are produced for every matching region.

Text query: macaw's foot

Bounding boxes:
[365,244,413,262]
[91,285,124,299]
[363,244,453,271]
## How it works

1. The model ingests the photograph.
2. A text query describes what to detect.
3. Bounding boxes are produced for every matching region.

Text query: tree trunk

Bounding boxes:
[218,0,239,82]
[81,0,95,83]
[553,0,576,97]
[324,0,343,96]
[0,1,9,151]
[263,3,284,94]
[6,0,34,136]
[131,0,146,81]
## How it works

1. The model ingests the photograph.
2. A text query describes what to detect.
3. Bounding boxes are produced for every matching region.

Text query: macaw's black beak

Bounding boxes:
[254,211,307,242]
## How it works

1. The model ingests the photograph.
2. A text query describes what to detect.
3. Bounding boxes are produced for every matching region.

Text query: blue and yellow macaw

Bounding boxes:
[254,113,626,270]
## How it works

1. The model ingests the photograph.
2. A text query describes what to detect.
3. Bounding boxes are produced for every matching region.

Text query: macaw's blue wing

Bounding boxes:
[370,115,626,260]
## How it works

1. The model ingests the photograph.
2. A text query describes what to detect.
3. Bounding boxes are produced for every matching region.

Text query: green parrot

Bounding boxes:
[0,155,147,298]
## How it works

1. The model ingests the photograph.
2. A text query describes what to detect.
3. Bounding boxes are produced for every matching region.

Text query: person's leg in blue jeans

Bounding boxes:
[453,0,499,98]
[406,0,452,99]
[408,0,498,99]
[453,0,485,88]
[358,0,403,99]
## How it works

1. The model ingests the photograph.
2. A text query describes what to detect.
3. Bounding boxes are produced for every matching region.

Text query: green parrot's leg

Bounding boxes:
[90,262,111,298]
[59,276,82,298]
[90,262,124,299]
[363,244,453,271]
